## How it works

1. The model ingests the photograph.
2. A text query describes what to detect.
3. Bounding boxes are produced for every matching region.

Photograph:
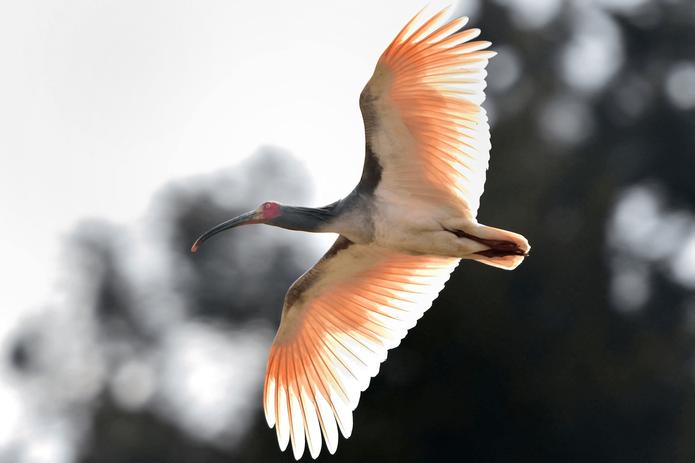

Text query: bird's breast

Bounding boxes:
[371,195,463,255]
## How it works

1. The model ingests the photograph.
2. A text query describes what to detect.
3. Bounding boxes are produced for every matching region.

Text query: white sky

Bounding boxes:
[0,0,466,330]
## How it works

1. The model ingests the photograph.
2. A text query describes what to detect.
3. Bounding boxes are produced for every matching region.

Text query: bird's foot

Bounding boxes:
[447,228,529,258]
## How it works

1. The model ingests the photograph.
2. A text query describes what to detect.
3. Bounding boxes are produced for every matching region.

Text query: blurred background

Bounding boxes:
[1,0,695,461]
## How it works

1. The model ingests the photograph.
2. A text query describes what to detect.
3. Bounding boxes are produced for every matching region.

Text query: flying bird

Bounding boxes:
[192,7,529,460]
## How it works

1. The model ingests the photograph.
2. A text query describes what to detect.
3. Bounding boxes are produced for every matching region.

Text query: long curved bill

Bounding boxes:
[191,210,260,253]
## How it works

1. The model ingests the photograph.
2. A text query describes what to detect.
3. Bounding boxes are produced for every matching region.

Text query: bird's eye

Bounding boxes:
[264,202,272,209]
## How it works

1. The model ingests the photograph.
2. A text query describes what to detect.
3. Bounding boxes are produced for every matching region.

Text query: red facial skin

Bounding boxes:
[260,201,282,220]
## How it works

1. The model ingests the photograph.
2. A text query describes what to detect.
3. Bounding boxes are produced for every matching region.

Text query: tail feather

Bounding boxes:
[466,224,530,270]
[473,252,526,270]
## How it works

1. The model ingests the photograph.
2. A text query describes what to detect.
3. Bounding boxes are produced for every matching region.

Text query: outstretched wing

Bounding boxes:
[359,7,496,218]
[263,236,459,459]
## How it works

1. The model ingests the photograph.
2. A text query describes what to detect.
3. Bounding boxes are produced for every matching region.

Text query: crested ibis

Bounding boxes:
[191,7,530,459]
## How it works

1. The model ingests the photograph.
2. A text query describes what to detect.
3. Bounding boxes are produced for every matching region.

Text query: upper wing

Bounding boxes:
[359,8,496,218]
[263,236,459,459]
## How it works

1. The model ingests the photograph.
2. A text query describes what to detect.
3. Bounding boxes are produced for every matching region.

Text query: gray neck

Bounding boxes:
[267,202,339,232]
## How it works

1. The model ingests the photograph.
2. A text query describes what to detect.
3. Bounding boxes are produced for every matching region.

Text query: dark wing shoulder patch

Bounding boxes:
[283,236,353,309]
[357,86,383,195]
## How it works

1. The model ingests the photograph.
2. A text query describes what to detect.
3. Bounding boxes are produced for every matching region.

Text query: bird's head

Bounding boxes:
[191,201,283,252]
